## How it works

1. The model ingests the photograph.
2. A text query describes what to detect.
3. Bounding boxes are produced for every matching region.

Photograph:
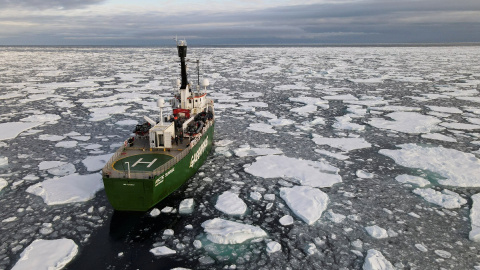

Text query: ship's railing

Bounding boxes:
[102,119,214,180]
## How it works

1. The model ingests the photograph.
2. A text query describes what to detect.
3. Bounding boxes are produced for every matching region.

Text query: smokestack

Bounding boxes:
[177,40,188,89]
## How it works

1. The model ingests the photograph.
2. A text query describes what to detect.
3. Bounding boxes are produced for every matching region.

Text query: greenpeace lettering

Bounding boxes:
[190,136,209,168]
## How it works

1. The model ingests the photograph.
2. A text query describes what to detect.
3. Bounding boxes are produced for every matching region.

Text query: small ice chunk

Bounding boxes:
[279,215,294,226]
[161,206,173,213]
[395,174,430,187]
[363,249,395,270]
[248,123,277,134]
[2,216,17,223]
[11,239,78,270]
[264,194,275,201]
[26,173,103,205]
[179,198,194,214]
[163,229,174,236]
[469,193,480,242]
[215,191,247,215]
[0,178,7,191]
[280,186,329,225]
[150,208,160,217]
[234,145,283,157]
[82,154,114,172]
[55,141,78,148]
[325,210,346,223]
[250,191,262,201]
[356,170,374,179]
[413,188,467,209]
[421,133,457,143]
[434,250,451,259]
[149,246,176,256]
[193,240,202,249]
[201,218,267,244]
[0,156,8,167]
[266,241,281,253]
[368,111,443,134]
[365,225,388,239]
[415,244,428,252]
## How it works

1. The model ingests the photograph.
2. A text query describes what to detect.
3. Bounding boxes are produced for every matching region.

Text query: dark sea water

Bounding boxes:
[1,46,480,270]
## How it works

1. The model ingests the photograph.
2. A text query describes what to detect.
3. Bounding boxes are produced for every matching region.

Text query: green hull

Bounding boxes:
[103,124,214,211]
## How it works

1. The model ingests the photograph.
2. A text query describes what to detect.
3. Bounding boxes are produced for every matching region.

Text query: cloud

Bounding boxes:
[0,0,479,45]
[0,0,105,10]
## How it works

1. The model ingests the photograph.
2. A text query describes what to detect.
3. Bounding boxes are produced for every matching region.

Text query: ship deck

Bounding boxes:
[105,136,192,179]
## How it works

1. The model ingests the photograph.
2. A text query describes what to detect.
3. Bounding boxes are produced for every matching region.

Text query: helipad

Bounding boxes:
[112,153,173,172]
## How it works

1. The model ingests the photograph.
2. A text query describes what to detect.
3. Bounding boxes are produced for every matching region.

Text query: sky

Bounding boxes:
[0,0,480,45]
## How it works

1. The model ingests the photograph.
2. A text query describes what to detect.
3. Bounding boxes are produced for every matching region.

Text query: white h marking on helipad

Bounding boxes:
[132,158,158,168]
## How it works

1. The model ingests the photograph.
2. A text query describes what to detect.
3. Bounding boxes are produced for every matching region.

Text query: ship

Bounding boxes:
[102,40,214,211]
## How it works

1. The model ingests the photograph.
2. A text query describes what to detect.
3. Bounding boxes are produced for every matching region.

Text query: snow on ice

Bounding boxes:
[412,188,467,209]
[201,218,267,244]
[12,239,78,270]
[380,144,480,187]
[279,186,329,225]
[26,173,103,205]
[363,249,395,270]
[245,155,341,188]
[215,191,247,216]
[470,193,480,242]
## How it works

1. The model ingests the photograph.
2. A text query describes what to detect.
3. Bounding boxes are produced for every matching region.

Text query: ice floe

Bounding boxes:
[245,155,341,188]
[368,112,443,134]
[312,135,371,152]
[201,218,267,244]
[248,123,277,134]
[363,249,395,270]
[215,191,247,216]
[82,153,113,171]
[379,144,480,187]
[421,133,457,142]
[279,186,329,225]
[413,188,467,209]
[233,145,282,157]
[470,193,480,242]
[179,198,195,214]
[0,178,7,191]
[395,174,430,187]
[365,225,388,239]
[266,241,281,253]
[26,173,103,205]
[12,239,78,270]
[279,215,294,226]
[150,246,176,256]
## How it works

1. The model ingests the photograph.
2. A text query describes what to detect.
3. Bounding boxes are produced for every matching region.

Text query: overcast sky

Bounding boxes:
[1,0,479,45]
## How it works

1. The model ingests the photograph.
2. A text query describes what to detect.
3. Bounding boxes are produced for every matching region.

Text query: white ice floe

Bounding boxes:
[245,155,341,188]
[0,122,43,141]
[268,118,294,126]
[379,144,480,187]
[440,122,480,130]
[333,115,365,131]
[201,218,267,244]
[179,198,194,214]
[279,215,294,226]
[413,188,467,209]
[255,111,277,119]
[323,94,358,101]
[427,105,463,114]
[470,193,480,242]
[55,141,78,148]
[280,186,329,225]
[250,191,262,201]
[215,191,247,215]
[0,178,7,191]
[365,225,388,239]
[38,134,66,141]
[150,208,160,217]
[325,210,346,223]
[0,156,8,167]
[291,104,318,114]
[363,249,395,270]
[421,133,457,142]
[356,170,374,179]
[82,153,114,171]
[248,123,277,134]
[89,105,131,122]
[115,119,138,126]
[234,145,283,157]
[266,241,282,253]
[26,173,103,205]
[149,246,176,256]
[312,135,371,152]
[368,112,443,134]
[314,149,349,160]
[395,174,430,187]
[415,244,428,252]
[12,239,78,270]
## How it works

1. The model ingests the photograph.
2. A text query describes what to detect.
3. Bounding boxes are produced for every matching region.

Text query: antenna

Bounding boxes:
[158,98,165,125]
[197,59,200,91]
